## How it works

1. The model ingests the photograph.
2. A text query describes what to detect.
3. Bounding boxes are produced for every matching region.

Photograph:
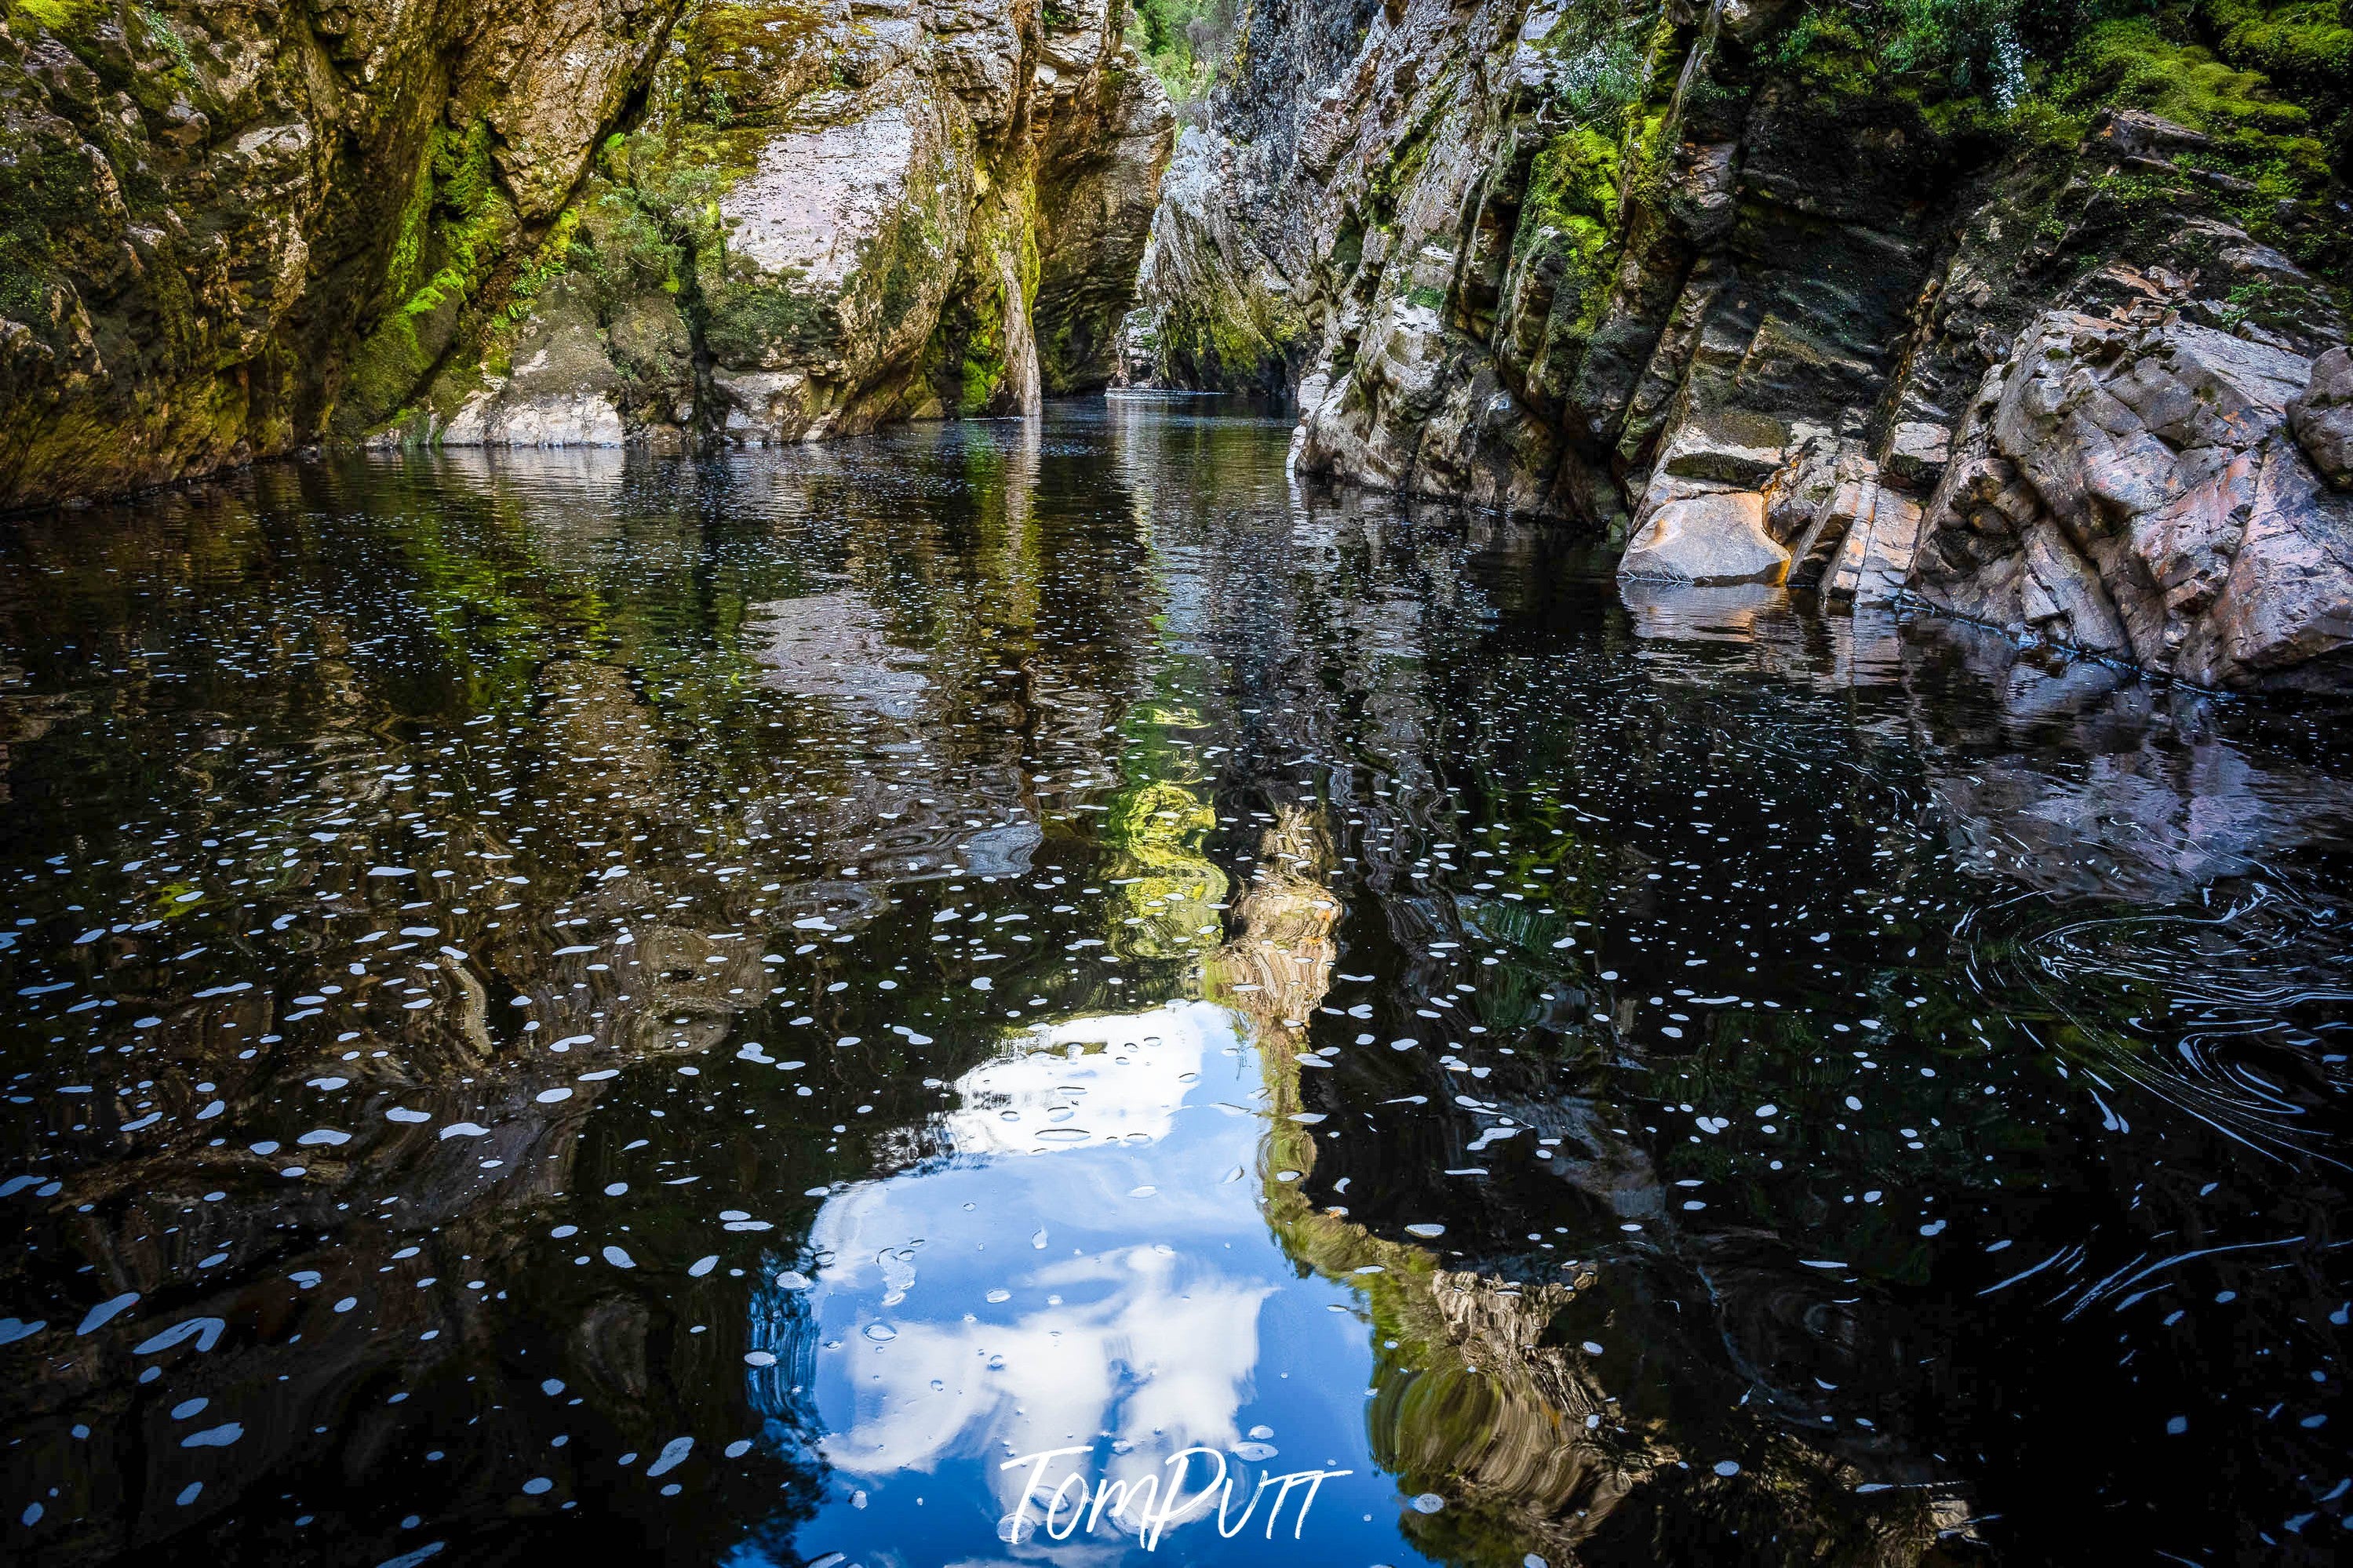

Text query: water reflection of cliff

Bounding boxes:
[0,432,1184,1563]
[1617,580,2353,905]
[1111,441,2343,1566]
[0,409,2340,1567]
[1203,800,1965,1566]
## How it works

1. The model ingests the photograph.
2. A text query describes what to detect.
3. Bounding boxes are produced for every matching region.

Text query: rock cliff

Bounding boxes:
[1136,0,2353,689]
[0,0,1171,505]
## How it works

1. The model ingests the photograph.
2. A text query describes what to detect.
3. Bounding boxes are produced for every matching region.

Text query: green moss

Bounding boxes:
[504,207,581,320]
[2202,0,2353,111]
[1521,127,1622,244]
[2063,18,2311,139]
[335,118,522,435]
[5,0,95,29]
[2054,13,2339,241]
[926,190,1033,416]
[681,0,830,126]
[1506,126,1630,371]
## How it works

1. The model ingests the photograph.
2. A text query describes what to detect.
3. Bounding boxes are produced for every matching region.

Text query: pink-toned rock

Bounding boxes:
[1910,306,2353,689]
[2290,347,2353,489]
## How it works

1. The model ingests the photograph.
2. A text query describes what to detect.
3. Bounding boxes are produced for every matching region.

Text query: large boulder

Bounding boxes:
[2290,347,2353,490]
[1618,491,1789,585]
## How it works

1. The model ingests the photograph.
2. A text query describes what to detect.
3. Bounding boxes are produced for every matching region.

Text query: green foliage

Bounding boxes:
[2061,16,2310,136]
[1530,2,1648,130]
[1125,0,1236,110]
[2202,0,2353,115]
[1771,0,2042,104]
[2053,15,2334,200]
[2217,275,2279,324]
[1757,0,2345,260]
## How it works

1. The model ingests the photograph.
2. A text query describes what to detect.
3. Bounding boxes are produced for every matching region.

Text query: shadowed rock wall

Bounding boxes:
[1135,0,2353,689]
[0,1,1173,507]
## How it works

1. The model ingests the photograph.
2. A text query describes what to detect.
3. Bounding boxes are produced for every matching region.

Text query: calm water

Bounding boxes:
[1,404,2348,1567]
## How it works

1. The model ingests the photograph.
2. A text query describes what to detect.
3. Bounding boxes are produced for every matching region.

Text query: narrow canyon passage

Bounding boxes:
[0,405,2345,1566]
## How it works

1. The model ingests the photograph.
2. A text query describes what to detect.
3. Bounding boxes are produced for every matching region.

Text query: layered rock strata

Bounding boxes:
[1138,0,2353,689]
[0,1,1171,506]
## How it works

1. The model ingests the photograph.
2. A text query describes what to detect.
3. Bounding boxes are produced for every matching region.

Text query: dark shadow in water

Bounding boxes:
[0,406,2344,1566]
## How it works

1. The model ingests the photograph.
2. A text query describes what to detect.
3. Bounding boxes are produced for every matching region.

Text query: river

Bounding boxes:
[1,402,2347,1565]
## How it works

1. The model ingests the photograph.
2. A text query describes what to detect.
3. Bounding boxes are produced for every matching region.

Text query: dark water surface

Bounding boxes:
[2,404,2348,1567]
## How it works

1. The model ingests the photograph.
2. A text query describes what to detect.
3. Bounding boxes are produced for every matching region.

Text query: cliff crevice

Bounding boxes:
[1135,0,2353,689]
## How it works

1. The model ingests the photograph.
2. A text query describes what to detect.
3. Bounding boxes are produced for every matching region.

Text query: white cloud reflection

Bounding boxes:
[789,1001,1283,1533]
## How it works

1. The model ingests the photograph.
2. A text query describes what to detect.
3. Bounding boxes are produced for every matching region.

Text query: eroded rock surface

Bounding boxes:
[0,0,1171,504]
[1913,310,2353,689]
[1136,0,2353,689]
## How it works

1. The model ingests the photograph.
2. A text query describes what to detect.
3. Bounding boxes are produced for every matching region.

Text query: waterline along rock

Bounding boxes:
[7,0,2351,690]
[1133,0,2353,689]
[0,1,1171,504]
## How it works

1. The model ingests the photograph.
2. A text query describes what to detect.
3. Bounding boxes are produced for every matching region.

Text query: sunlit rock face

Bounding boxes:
[1910,311,2353,690]
[399,0,1175,451]
[0,1,1171,505]
[1135,0,2353,687]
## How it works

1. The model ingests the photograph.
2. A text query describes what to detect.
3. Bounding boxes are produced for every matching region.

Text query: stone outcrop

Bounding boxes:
[1911,308,2353,689]
[1137,0,2353,689]
[2293,347,2353,490]
[1617,489,1787,584]
[0,1,1171,505]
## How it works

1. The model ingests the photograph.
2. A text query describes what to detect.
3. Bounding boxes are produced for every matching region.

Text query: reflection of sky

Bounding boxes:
[750,1002,1441,1564]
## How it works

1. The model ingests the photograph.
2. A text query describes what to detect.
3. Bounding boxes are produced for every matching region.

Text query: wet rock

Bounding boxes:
[1618,491,1787,586]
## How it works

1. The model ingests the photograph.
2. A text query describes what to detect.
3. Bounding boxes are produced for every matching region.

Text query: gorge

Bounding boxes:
[5,1,2352,688]
[1,5,2351,1568]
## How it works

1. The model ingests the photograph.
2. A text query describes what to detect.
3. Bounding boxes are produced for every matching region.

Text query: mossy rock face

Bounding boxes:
[0,0,685,508]
[2,0,1171,500]
[1153,0,2348,535]
[408,0,1171,449]
[702,78,978,392]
